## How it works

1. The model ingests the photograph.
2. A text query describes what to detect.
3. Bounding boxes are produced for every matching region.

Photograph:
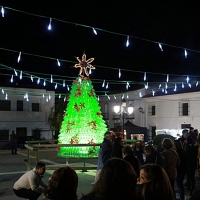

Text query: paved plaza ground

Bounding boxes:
[1,148,200,200]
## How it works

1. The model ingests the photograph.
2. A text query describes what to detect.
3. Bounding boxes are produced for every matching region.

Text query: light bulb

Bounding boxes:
[57,59,60,66]
[158,43,163,51]
[185,49,187,58]
[166,74,169,82]
[14,69,18,76]
[48,18,52,30]
[92,27,97,35]
[17,52,21,63]
[126,35,129,47]
[20,71,22,79]
[102,80,105,87]
[144,72,146,81]
[31,75,33,82]
[63,80,65,87]
[119,69,121,78]
[1,7,4,17]
[51,75,53,83]
[10,75,13,83]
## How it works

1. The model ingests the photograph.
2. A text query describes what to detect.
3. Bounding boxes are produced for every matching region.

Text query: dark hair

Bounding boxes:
[162,138,174,149]
[46,166,78,200]
[104,131,112,138]
[36,162,46,169]
[174,140,183,151]
[82,158,137,200]
[144,145,156,154]
[122,145,133,155]
[140,164,175,200]
[190,127,194,131]
[182,129,188,134]
[12,130,15,134]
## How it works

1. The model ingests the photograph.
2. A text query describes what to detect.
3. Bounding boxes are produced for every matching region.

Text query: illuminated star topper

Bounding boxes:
[74,54,95,77]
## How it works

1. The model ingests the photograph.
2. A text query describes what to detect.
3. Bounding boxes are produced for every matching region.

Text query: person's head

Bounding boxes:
[174,139,183,151]
[137,164,174,200]
[190,127,194,132]
[162,138,174,149]
[182,129,189,138]
[36,162,46,175]
[135,141,142,149]
[122,145,133,158]
[104,132,112,141]
[47,166,78,200]
[144,145,156,155]
[113,137,123,146]
[12,130,16,134]
[85,158,137,199]
[194,129,199,137]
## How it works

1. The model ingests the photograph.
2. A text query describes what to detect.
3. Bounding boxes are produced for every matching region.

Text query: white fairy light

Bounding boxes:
[59,94,61,98]
[145,82,148,89]
[37,78,40,84]
[174,83,177,91]
[122,94,124,99]
[17,52,21,63]
[10,75,13,83]
[196,81,198,87]
[182,82,184,88]
[31,75,33,82]
[139,92,142,98]
[105,92,107,96]
[78,78,82,84]
[2,89,4,94]
[162,88,164,92]
[126,93,129,98]
[63,80,65,87]
[102,80,105,87]
[159,84,161,89]
[89,68,92,74]
[97,96,99,101]
[14,69,18,76]
[43,80,46,86]
[126,82,130,90]
[107,95,110,100]
[126,35,129,47]
[64,97,66,102]
[67,85,69,91]
[55,83,57,89]
[119,69,121,78]
[152,90,155,96]
[165,89,168,94]
[42,94,45,98]
[5,93,8,100]
[1,7,4,17]
[165,82,168,89]
[114,95,116,99]
[57,59,60,66]
[166,74,169,82]
[185,49,187,58]
[46,97,49,102]
[49,93,51,100]
[20,71,22,79]
[158,43,163,51]
[188,83,191,88]
[51,75,53,83]
[144,72,146,81]
[186,76,189,83]
[92,27,97,35]
[48,18,52,30]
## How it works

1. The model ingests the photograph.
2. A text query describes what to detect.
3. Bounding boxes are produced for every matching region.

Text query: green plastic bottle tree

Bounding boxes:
[57,54,108,158]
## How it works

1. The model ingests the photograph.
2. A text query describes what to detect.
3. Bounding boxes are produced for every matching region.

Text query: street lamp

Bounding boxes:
[114,98,134,139]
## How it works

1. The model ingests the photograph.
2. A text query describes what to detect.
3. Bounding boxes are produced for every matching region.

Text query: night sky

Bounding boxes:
[1,1,200,96]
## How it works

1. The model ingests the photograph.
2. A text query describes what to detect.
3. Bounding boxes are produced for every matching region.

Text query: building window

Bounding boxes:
[17,100,23,111]
[32,103,39,111]
[0,130,9,140]
[148,105,156,116]
[179,102,189,116]
[181,124,191,129]
[0,100,11,111]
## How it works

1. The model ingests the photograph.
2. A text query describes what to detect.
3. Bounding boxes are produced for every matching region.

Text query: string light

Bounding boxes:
[106,82,109,89]
[10,75,13,83]
[119,69,121,78]
[182,82,184,88]
[162,88,164,92]
[67,85,69,91]
[20,71,22,79]
[2,89,4,94]
[97,96,99,101]
[63,80,65,87]
[102,80,105,87]
[64,97,66,102]
[57,59,60,66]
[51,75,53,83]
[144,82,148,89]
[122,94,124,99]
[114,95,116,99]
[59,94,61,98]
[126,82,130,90]
[126,35,129,47]
[5,93,8,100]
[188,83,191,88]
[1,7,4,17]
[185,49,187,58]
[14,69,18,76]
[48,18,52,30]
[144,72,146,81]
[159,84,161,89]
[92,27,97,35]
[186,76,189,83]
[55,83,57,89]
[89,68,92,74]
[43,79,46,86]
[17,52,21,63]
[139,92,142,98]
[158,43,163,51]
[174,83,177,91]
[165,89,168,94]
[31,75,33,82]
[166,74,169,82]
[107,95,110,100]
[152,90,155,96]
[42,94,45,98]
[196,81,198,87]
[165,82,168,89]
[37,77,40,84]
[48,93,51,100]
[46,97,49,102]
[126,93,129,98]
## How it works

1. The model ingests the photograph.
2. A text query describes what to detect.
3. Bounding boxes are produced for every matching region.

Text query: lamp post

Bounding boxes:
[114,98,134,139]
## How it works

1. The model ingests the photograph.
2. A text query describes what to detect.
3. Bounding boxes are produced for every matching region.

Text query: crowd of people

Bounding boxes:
[12,128,200,200]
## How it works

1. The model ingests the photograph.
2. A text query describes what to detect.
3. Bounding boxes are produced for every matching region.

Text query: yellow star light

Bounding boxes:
[74,54,95,76]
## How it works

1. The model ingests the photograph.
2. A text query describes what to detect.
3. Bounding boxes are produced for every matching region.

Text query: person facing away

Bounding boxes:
[174,139,187,200]
[161,138,180,195]
[79,158,139,200]
[136,164,175,200]
[178,129,189,149]
[111,137,124,158]
[122,145,141,178]
[13,162,48,200]
[101,132,113,165]
[188,127,197,145]
[134,141,144,165]
[45,166,78,200]
[10,130,17,155]
[144,144,167,172]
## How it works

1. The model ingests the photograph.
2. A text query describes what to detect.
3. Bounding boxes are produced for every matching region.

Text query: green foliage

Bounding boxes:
[153,134,175,152]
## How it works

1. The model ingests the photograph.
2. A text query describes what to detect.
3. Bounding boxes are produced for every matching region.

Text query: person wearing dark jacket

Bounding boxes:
[174,139,187,200]
[101,132,113,165]
[111,137,123,158]
[122,145,141,177]
[10,130,18,155]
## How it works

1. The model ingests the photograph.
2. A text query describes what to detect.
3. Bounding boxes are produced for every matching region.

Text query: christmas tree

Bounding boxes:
[57,54,108,158]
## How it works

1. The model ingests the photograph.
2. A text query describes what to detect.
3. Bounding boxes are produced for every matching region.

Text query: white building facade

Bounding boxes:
[98,90,200,140]
[0,87,55,141]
